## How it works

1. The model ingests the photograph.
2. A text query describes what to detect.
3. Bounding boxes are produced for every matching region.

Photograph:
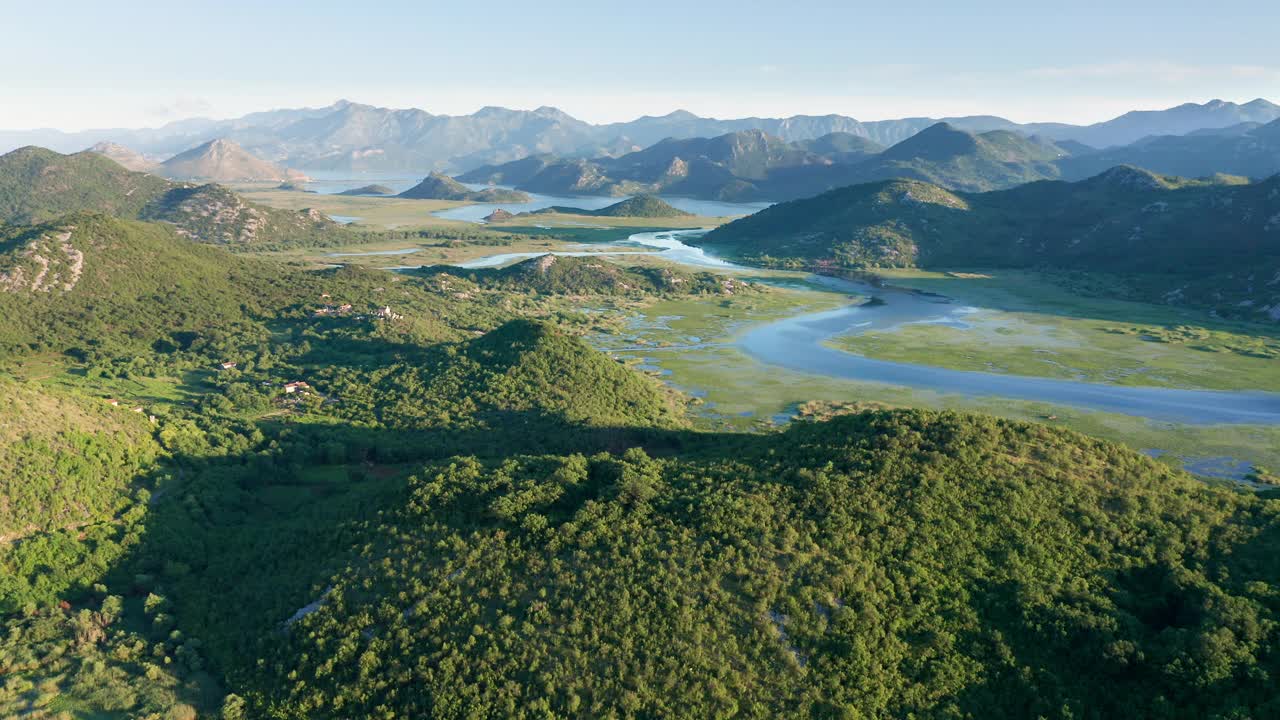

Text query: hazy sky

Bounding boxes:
[4,0,1278,130]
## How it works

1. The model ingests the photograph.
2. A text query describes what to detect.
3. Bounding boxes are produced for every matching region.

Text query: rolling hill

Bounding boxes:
[398,172,530,202]
[839,123,1068,191]
[414,253,746,297]
[2,154,1280,720]
[0,146,174,224]
[178,409,1280,719]
[0,213,294,353]
[0,146,342,247]
[697,166,1280,321]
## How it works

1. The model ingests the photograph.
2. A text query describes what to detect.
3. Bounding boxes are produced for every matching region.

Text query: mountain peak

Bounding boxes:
[880,122,979,162]
[1086,164,1170,191]
[161,138,300,182]
[87,142,160,173]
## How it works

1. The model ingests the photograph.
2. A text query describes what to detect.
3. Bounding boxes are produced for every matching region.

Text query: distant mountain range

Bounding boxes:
[464,114,1280,201]
[1058,118,1280,180]
[3,98,1275,175]
[697,166,1280,322]
[460,124,1076,200]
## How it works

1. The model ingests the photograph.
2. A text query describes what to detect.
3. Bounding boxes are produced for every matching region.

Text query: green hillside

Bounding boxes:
[415,253,749,297]
[844,123,1068,192]
[0,146,173,224]
[3,149,1280,719]
[699,167,1280,319]
[140,183,341,246]
[157,410,1280,719]
[0,380,160,541]
[0,146,348,249]
[344,318,684,432]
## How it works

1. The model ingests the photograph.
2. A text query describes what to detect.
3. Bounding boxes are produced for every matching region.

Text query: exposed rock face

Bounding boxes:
[145,184,337,245]
[87,142,161,173]
[662,156,689,180]
[483,209,515,222]
[0,228,85,293]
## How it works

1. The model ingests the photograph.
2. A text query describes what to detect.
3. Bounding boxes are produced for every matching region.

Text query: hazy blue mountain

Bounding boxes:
[484,124,1074,200]
[795,132,886,159]
[1058,118,1280,180]
[455,153,562,186]
[1034,98,1280,147]
[160,138,305,182]
[4,98,1275,175]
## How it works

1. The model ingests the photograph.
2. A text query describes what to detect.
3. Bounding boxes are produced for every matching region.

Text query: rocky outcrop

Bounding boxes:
[0,228,85,293]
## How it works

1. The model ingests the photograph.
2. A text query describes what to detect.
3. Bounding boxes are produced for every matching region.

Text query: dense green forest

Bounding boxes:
[2,162,1280,718]
[413,253,755,298]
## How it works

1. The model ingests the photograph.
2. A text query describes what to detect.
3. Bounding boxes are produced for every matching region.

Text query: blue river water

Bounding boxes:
[447,230,1280,426]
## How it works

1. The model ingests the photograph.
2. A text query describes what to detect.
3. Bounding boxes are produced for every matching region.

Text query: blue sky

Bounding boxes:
[3,0,1278,129]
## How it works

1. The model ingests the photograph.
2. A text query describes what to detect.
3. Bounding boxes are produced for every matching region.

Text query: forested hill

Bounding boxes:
[3,145,1280,718]
[0,146,342,247]
[697,167,1280,320]
[203,410,1280,719]
[414,253,752,297]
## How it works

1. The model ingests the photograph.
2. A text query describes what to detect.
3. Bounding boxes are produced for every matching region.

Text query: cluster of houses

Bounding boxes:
[104,398,158,423]
[312,293,403,322]
[313,302,354,318]
[215,360,312,396]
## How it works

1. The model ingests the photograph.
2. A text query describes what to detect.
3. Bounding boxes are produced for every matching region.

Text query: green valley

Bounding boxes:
[4,27,1280,717]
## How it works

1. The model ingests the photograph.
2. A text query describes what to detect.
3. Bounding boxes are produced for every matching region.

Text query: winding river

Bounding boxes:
[455,229,1280,426]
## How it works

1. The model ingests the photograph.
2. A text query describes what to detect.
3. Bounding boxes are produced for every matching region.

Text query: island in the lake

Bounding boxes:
[398,172,530,202]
